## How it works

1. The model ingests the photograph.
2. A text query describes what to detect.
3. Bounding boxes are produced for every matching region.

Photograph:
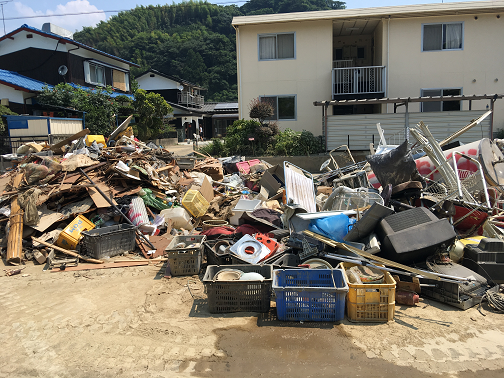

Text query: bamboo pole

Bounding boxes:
[7,174,24,265]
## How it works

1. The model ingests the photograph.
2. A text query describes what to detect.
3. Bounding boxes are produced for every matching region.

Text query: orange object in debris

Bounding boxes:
[56,215,95,250]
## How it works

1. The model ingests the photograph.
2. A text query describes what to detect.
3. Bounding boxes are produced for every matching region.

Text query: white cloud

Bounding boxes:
[13,1,106,33]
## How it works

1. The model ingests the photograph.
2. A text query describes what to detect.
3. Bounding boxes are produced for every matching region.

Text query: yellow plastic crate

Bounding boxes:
[85,135,106,147]
[56,215,95,250]
[341,262,396,322]
[182,190,210,218]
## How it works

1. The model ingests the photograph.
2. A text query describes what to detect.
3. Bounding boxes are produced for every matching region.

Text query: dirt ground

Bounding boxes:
[1,259,504,378]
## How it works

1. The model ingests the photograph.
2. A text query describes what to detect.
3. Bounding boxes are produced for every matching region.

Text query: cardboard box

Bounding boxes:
[260,164,285,197]
[317,186,333,195]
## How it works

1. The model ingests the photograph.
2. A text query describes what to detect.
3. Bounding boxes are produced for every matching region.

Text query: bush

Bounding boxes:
[268,129,324,156]
[199,121,323,158]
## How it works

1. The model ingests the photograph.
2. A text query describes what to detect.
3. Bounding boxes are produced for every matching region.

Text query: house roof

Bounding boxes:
[200,102,239,113]
[0,24,140,68]
[232,0,504,26]
[0,69,53,92]
[68,83,134,99]
[136,69,205,90]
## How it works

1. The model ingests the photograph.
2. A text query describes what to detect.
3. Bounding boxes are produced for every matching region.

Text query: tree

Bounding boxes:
[249,97,274,124]
[73,0,346,101]
[37,84,119,135]
[133,89,173,140]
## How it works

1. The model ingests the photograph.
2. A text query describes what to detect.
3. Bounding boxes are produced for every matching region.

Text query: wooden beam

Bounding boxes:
[7,173,24,265]
[31,236,103,264]
[51,261,150,272]
[50,128,90,153]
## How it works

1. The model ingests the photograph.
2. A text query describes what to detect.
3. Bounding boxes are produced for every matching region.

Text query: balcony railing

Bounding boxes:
[178,91,204,107]
[332,66,386,97]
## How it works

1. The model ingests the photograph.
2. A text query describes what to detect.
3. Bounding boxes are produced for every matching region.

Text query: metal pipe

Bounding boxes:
[78,168,156,250]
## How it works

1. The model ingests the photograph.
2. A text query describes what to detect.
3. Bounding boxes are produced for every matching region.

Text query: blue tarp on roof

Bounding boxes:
[68,83,134,99]
[0,69,53,92]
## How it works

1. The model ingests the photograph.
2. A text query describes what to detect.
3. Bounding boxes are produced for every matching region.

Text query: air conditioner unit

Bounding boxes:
[1,98,9,106]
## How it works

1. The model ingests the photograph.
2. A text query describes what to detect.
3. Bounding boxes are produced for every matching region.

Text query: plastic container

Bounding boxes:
[236,159,261,174]
[159,207,193,229]
[85,135,106,147]
[203,240,233,266]
[182,190,210,218]
[229,199,261,226]
[56,215,95,250]
[165,235,206,276]
[203,264,273,313]
[81,224,137,259]
[341,262,396,322]
[273,269,349,322]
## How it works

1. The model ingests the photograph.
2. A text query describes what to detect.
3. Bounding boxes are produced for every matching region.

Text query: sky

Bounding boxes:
[0,0,491,35]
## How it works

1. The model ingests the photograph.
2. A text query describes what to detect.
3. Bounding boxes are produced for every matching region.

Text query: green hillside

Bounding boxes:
[74,0,345,102]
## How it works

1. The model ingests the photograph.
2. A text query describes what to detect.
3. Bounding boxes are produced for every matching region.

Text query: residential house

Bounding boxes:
[0,23,138,115]
[232,0,504,150]
[136,69,238,140]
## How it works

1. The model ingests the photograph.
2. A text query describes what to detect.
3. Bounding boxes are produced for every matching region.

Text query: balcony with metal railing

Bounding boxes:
[332,66,386,99]
[178,91,204,108]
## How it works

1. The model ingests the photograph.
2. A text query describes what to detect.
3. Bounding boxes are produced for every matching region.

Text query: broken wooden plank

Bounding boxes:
[51,261,150,272]
[7,173,24,265]
[31,236,103,264]
[50,128,90,153]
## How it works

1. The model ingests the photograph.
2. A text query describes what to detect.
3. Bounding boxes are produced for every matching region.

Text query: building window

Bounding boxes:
[261,95,296,120]
[258,33,295,60]
[422,22,463,51]
[84,61,106,86]
[421,88,461,112]
[113,69,130,92]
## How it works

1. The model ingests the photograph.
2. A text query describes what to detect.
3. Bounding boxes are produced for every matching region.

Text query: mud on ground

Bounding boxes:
[1,262,503,378]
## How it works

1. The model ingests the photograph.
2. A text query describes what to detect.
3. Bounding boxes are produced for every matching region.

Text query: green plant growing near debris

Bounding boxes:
[133,89,173,140]
[0,104,17,134]
[37,84,173,139]
[199,121,323,157]
[38,84,119,135]
[270,129,324,156]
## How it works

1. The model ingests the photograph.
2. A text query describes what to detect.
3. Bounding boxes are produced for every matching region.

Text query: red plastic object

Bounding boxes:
[236,159,261,174]
[255,233,279,262]
[396,290,420,306]
[255,233,279,254]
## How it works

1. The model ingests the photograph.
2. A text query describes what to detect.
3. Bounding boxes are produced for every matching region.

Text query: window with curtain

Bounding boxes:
[84,61,106,86]
[422,22,463,51]
[421,88,461,112]
[260,95,296,120]
[259,33,295,60]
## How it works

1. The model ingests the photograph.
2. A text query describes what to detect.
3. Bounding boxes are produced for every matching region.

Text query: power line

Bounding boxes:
[2,1,249,21]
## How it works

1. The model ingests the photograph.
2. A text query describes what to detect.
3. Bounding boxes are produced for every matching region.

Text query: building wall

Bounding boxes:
[326,110,491,150]
[374,20,385,68]
[0,84,25,104]
[237,20,333,135]
[137,75,179,90]
[386,13,504,131]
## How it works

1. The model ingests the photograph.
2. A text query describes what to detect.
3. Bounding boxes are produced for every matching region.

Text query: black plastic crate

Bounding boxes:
[203,265,273,313]
[203,240,233,266]
[81,224,137,259]
[165,235,206,276]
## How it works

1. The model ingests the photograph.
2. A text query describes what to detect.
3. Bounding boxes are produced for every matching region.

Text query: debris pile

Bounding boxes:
[2,115,504,320]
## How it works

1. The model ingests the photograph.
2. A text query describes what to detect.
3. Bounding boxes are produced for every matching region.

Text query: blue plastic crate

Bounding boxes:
[273,269,349,322]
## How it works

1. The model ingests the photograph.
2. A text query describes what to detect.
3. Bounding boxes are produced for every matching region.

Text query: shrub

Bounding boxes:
[249,97,274,124]
[269,129,324,156]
